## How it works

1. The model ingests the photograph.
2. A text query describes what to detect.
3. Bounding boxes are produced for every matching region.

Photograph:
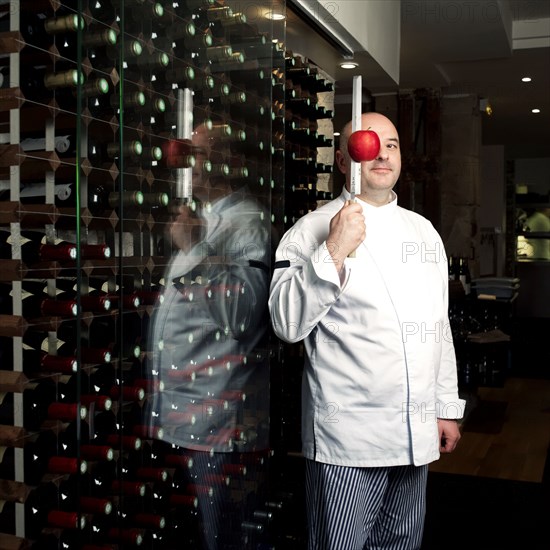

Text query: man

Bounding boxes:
[147,122,272,548]
[269,112,464,550]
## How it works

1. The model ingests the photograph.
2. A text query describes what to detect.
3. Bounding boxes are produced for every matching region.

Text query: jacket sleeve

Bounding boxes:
[268,223,346,344]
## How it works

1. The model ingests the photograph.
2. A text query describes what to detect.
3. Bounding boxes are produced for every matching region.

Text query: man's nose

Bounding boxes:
[376,148,388,160]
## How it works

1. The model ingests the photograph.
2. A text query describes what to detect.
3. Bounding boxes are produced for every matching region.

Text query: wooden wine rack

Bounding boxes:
[0,0,335,547]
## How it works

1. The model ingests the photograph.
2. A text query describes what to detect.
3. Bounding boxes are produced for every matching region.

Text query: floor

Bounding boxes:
[422,317,550,550]
[271,317,550,549]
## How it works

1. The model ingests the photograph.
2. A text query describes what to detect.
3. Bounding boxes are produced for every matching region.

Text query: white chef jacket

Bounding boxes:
[147,190,272,452]
[269,189,465,467]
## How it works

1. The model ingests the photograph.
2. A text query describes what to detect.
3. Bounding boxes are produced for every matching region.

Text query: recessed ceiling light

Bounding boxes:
[532,108,541,113]
[522,77,532,82]
[266,11,285,20]
[340,61,359,69]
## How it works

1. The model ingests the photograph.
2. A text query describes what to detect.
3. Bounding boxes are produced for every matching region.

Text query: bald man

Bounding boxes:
[269,112,464,550]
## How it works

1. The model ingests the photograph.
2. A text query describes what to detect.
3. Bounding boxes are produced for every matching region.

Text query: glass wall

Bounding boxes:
[0,0,289,547]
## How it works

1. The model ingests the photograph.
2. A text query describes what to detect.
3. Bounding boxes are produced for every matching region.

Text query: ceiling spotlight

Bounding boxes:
[266,10,285,20]
[522,77,532,82]
[532,108,541,113]
[340,61,359,69]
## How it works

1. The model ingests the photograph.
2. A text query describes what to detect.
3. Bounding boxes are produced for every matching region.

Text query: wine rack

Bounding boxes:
[264,49,336,548]
[1,0,336,546]
[270,49,335,456]
[0,0,291,548]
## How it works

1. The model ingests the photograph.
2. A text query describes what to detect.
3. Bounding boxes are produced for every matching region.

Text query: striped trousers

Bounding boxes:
[305,459,428,550]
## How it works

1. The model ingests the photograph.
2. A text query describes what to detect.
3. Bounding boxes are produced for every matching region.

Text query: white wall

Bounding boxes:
[319,0,401,84]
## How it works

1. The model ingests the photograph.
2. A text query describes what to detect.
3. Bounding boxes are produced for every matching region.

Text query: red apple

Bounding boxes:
[162,138,195,169]
[347,129,380,162]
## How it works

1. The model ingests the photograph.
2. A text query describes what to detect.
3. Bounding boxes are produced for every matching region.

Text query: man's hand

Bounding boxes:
[327,200,366,273]
[438,419,461,453]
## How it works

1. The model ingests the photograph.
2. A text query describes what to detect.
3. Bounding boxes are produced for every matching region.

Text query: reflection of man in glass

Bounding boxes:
[147,121,272,548]
[525,207,550,260]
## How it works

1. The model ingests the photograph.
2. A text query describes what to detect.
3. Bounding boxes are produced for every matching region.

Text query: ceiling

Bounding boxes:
[285,0,550,159]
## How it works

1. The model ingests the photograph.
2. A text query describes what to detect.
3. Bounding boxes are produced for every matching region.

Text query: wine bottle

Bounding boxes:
[88,37,143,73]
[14,230,112,262]
[121,507,167,531]
[18,9,85,51]
[59,475,114,516]
[208,51,245,74]
[52,76,112,115]
[149,438,188,465]
[57,25,118,63]
[53,290,112,313]
[53,323,113,365]
[30,390,87,429]
[193,5,247,38]
[228,33,274,61]
[0,288,78,319]
[126,0,169,31]
[1,344,78,376]
[122,450,169,485]
[0,229,77,265]
[131,50,171,72]
[125,96,168,127]
[23,430,87,484]
[88,184,144,215]
[159,64,197,89]
[88,137,143,164]
[19,66,84,104]
[171,27,213,56]
[226,66,268,90]
[142,192,170,210]
[89,515,146,546]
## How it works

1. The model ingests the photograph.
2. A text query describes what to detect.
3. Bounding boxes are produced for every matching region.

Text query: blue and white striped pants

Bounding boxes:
[305,459,428,550]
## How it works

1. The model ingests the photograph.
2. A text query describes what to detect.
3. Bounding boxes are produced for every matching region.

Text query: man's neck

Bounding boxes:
[356,190,394,207]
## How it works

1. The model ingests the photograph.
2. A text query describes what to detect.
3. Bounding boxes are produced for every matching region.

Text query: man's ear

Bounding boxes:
[335,149,347,175]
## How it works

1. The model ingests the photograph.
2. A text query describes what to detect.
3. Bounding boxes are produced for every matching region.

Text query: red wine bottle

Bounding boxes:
[0,229,77,265]
[88,515,146,546]
[0,289,78,319]
[5,346,79,376]
[0,377,83,430]
[58,475,114,516]
[23,430,87,484]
